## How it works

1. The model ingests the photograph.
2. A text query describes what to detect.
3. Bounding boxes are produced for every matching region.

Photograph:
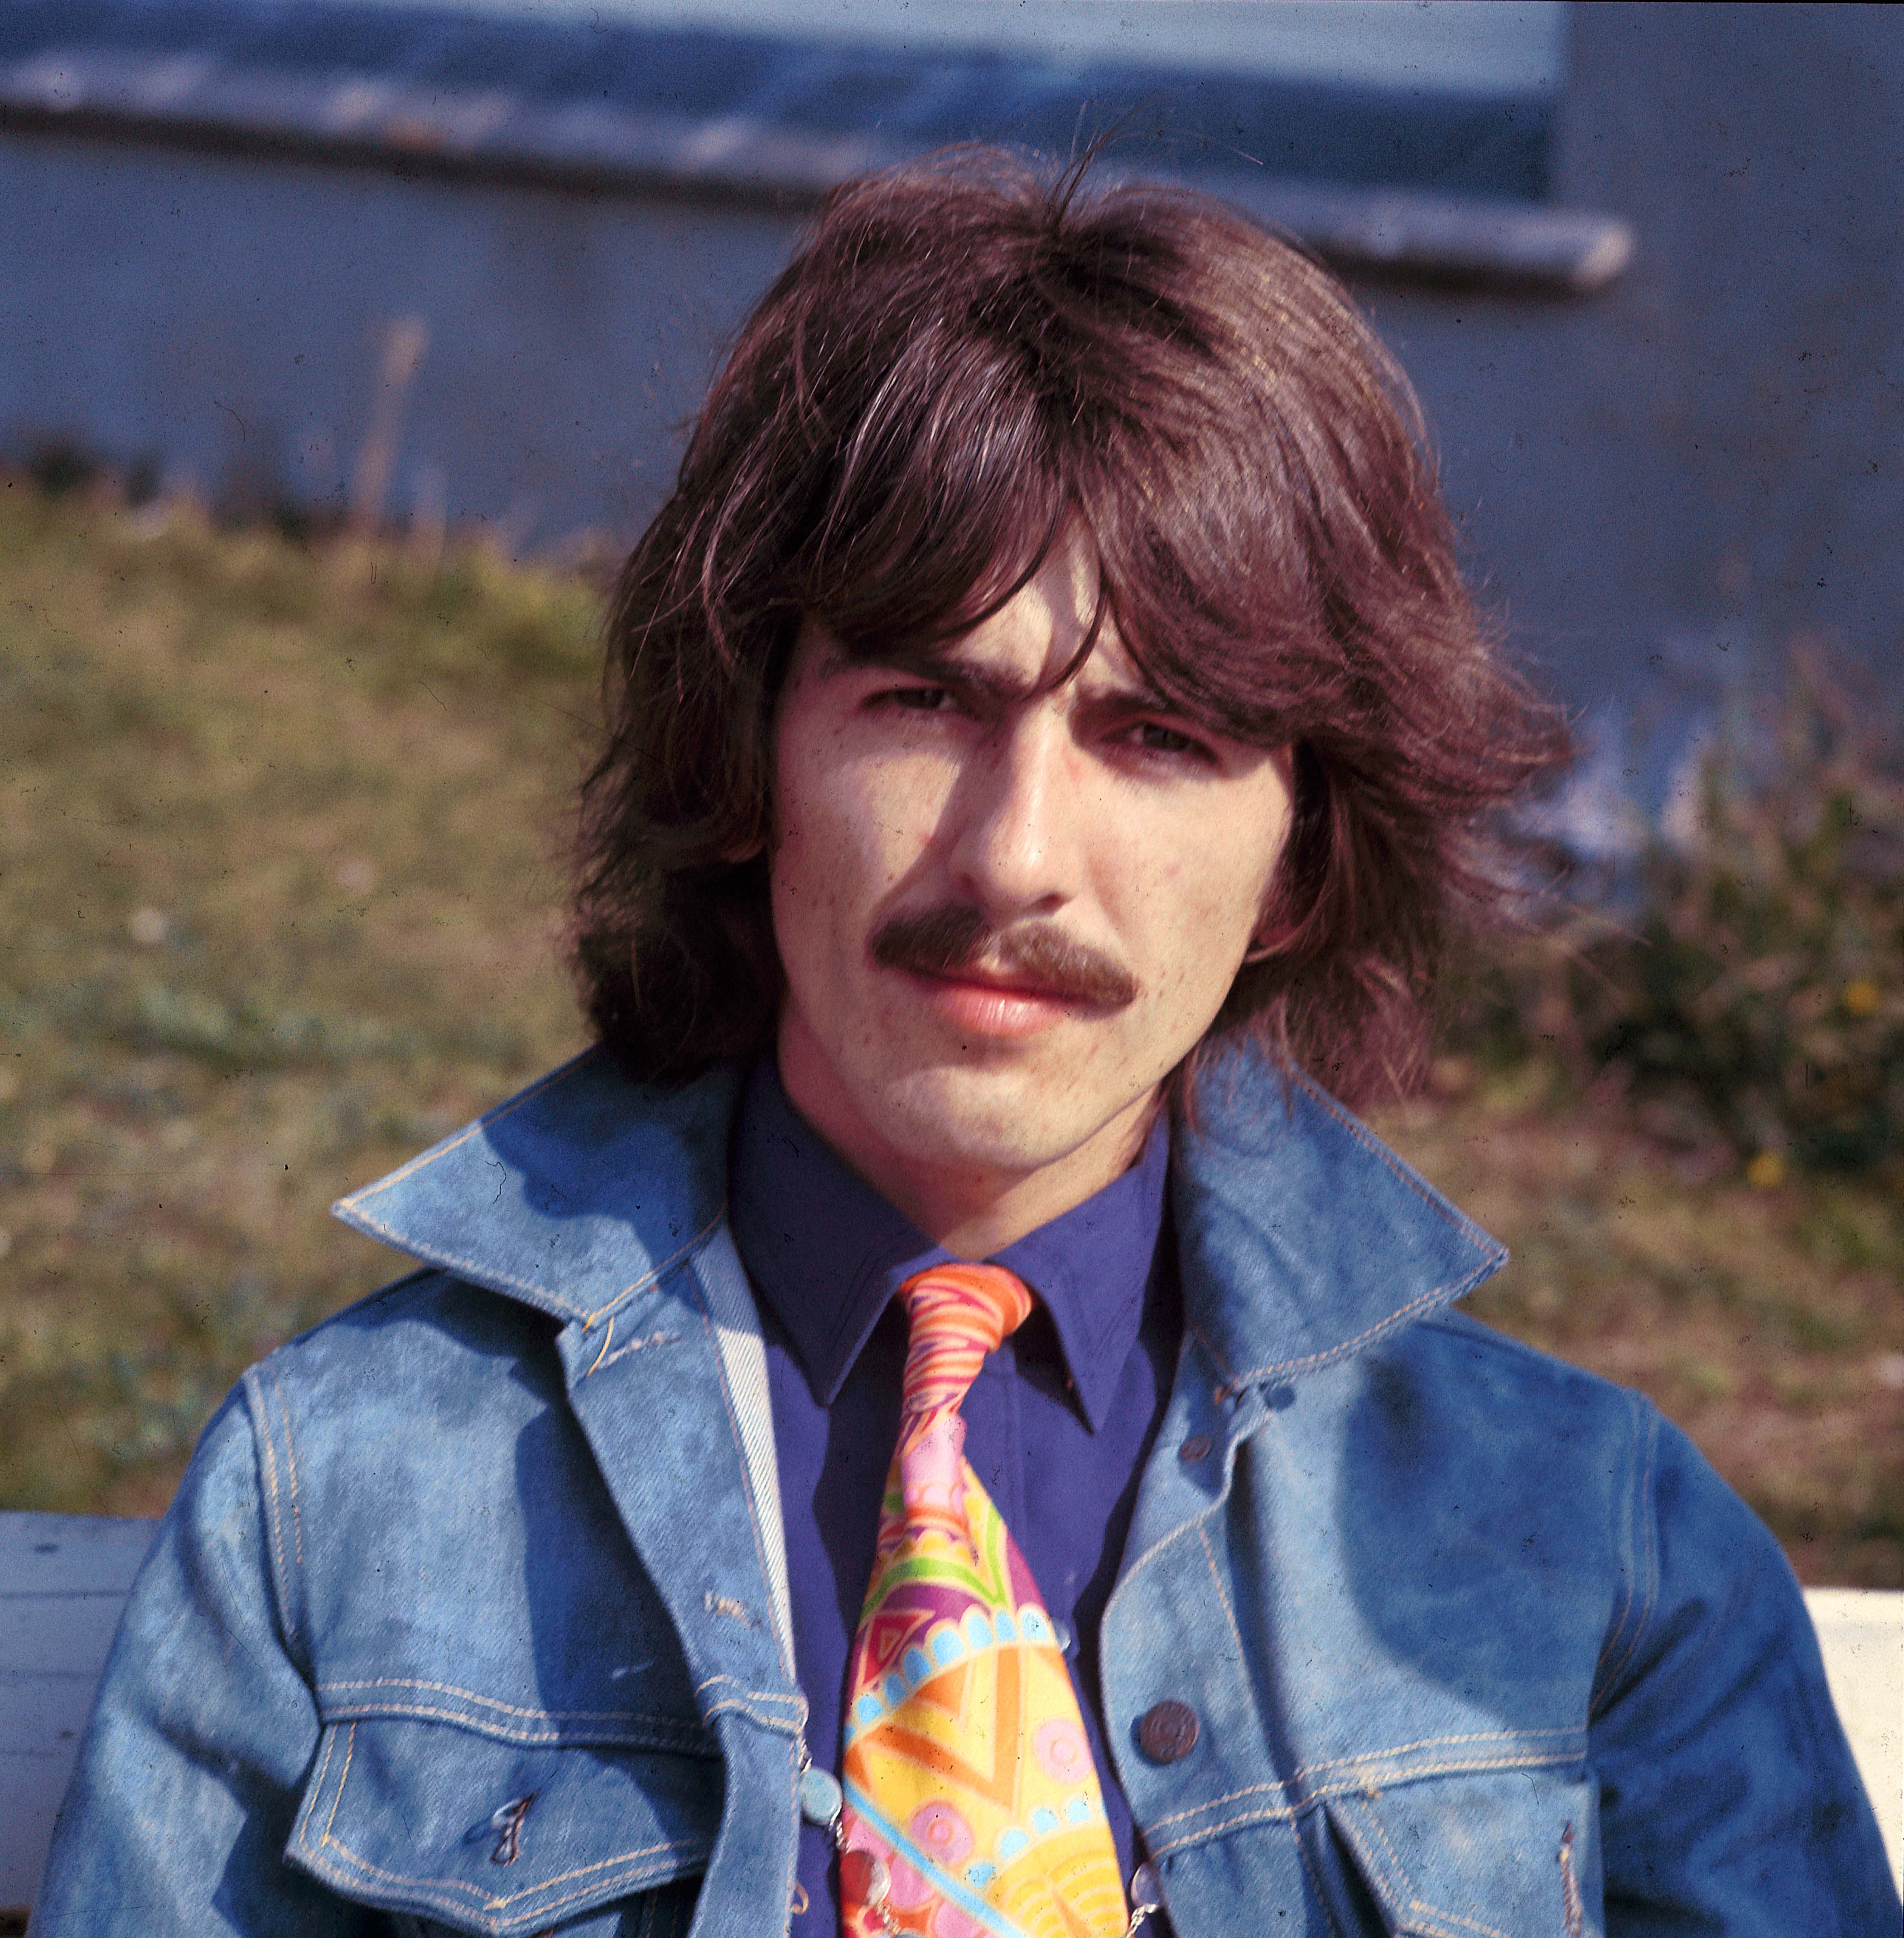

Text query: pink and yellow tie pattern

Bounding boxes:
[839,1264,1128,1938]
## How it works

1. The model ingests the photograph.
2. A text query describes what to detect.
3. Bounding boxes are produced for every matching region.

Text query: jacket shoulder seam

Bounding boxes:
[1591,1388,1662,1713]
[240,1363,310,1674]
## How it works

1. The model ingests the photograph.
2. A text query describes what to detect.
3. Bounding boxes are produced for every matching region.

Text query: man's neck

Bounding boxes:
[775,1035,1160,1259]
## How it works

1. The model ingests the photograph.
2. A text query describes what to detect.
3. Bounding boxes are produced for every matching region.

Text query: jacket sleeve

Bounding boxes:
[29,1387,375,1936]
[1588,1396,1898,1936]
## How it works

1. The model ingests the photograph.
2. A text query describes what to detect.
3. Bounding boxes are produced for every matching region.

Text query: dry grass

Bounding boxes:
[2,485,1898,1583]
[0,485,595,1514]
[1370,1067,1903,1587]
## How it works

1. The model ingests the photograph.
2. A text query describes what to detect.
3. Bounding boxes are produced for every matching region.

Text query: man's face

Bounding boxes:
[770,529,1293,1219]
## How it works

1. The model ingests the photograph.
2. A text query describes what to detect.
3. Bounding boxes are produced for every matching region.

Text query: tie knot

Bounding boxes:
[897,1263,1033,1420]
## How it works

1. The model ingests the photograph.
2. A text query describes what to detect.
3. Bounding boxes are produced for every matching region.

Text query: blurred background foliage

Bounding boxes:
[1468,658,1904,1180]
[2,475,1899,1584]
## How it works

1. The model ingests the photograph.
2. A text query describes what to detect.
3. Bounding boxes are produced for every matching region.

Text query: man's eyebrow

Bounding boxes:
[853,641,1175,713]
[853,643,1040,706]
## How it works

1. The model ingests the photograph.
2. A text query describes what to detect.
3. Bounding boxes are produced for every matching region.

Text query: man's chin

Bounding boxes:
[866,1060,1132,1177]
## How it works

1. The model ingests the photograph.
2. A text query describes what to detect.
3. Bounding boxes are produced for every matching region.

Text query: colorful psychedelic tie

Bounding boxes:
[838,1263,1128,1938]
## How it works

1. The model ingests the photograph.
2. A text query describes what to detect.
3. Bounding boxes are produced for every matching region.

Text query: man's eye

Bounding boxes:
[1130,721,1207,759]
[889,686,951,712]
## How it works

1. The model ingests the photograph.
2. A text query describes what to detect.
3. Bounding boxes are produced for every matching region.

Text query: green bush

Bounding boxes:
[1471,657,1904,1176]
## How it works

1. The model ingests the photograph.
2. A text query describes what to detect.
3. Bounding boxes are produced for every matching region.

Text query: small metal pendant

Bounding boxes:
[1126,1859,1164,1932]
[841,1848,891,1909]
[798,1763,845,1829]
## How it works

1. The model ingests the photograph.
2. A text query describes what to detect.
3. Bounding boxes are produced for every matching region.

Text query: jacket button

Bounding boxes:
[1136,1700,1200,1764]
[1178,1434,1212,1463]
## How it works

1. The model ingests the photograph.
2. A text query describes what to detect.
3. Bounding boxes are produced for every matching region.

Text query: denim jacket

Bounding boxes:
[33,1047,1895,1936]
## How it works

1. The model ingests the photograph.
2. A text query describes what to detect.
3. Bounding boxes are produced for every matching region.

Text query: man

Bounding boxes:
[35,155,1893,1937]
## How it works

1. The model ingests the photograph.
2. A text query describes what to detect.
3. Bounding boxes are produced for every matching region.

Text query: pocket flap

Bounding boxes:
[1327,1770,1600,1938]
[288,1717,719,1935]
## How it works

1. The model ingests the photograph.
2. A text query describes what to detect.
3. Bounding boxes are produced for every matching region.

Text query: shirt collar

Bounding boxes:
[331,1041,1504,1400]
[727,1054,1169,1432]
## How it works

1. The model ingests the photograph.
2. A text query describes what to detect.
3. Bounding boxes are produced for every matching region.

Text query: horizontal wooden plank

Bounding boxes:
[1807,1588,1904,1893]
[0,1593,130,1679]
[0,1514,157,1597]
[0,1514,159,1912]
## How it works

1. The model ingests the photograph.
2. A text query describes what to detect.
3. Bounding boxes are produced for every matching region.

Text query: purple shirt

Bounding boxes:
[728,1054,1181,1932]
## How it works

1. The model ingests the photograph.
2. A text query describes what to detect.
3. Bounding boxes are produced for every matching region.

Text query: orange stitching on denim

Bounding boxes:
[330,1205,726,1332]
[1206,1275,1496,1395]
[315,1827,696,1915]
[1409,1908,1514,1938]
[529,1851,710,1920]
[266,1370,305,1573]
[1186,1067,1504,1393]
[296,1724,342,1856]
[322,1722,357,1846]
[317,1675,710,1732]
[580,1217,725,1328]
[318,1676,653,1718]
[1289,1727,1578,1780]
[1323,1806,1400,1915]
[1148,1797,1300,1854]
[314,1698,709,1753]
[329,1207,591,1313]
[1354,1798,1412,1903]
[1591,1387,1648,1693]
[1594,1398,1660,1705]
[1291,1814,1351,1938]
[588,1314,617,1374]
[693,1674,801,1709]
[336,1063,727,1324]
[1337,1749,1577,1785]
[1290,1067,1500,1246]
[700,1697,803,1733]
[1351,1804,1527,1938]
[1146,1779,1294,1834]
[1144,1750,1583,1854]
[316,1703,692,1747]
[247,1375,292,1627]
[1194,1520,1256,1683]
[334,1054,591,1205]
[1103,1504,1208,1606]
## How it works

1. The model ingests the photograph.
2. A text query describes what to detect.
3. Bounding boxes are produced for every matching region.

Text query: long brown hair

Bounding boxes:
[572,149,1568,1106]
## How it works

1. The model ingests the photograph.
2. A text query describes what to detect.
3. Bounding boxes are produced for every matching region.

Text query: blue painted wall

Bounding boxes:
[0,4,1897,733]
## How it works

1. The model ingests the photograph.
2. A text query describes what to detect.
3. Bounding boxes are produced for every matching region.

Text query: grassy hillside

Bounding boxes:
[2,483,1898,1584]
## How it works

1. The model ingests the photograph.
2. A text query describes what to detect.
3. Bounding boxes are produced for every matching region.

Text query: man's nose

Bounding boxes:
[941,712,1081,920]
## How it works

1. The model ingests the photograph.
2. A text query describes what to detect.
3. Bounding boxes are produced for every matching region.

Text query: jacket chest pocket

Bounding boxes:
[1323,1769,1601,1938]
[288,1716,719,1937]
[389,1878,699,1938]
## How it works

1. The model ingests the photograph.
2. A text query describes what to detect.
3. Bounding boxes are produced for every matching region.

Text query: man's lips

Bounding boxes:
[898,965,1090,1040]
[869,904,1139,1015]
[913,964,1078,1003]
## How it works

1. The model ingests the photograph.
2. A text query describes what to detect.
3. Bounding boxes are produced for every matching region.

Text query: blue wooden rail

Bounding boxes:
[3,1512,1899,1915]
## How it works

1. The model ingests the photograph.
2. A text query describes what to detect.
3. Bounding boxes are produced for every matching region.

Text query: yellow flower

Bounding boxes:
[1840,978,1881,1018]
[1745,1152,1787,1190]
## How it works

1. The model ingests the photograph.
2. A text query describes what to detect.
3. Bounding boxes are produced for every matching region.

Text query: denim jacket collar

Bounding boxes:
[1169,1051,1505,1397]
[333,1043,1504,1391]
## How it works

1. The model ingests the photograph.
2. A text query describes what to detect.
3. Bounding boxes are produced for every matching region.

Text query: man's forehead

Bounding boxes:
[839,532,1164,705]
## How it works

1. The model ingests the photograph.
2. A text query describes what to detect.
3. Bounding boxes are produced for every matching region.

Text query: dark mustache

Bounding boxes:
[870,905,1139,1011]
